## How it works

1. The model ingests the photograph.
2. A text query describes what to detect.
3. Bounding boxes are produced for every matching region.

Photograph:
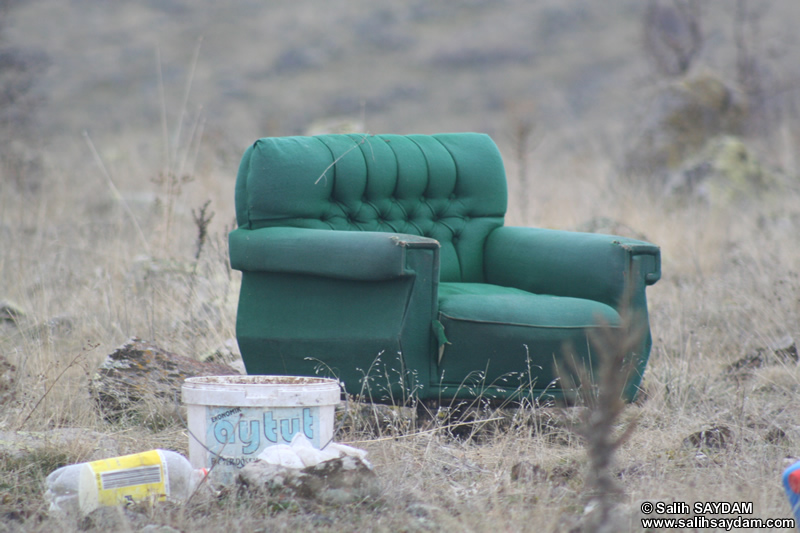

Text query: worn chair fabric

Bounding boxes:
[229,133,661,403]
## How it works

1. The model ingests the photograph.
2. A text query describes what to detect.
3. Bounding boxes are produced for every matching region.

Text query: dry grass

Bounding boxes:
[1,129,799,532]
[2,90,800,531]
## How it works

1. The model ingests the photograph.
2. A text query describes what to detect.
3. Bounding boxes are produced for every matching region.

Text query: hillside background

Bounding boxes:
[5,0,800,195]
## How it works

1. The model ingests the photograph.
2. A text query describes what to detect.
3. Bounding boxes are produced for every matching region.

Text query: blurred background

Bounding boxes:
[2,0,800,281]
[3,0,799,184]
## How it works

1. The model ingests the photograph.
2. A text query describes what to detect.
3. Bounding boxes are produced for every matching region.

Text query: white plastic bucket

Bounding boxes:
[181,375,341,485]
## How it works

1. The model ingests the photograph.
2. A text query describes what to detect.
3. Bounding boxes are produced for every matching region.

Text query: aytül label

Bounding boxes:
[206,406,319,456]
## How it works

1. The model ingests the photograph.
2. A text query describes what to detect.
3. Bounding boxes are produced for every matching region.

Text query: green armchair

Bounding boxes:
[229,133,660,403]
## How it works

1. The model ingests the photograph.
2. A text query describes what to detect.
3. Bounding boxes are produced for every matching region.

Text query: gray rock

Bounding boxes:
[90,337,240,422]
[683,425,734,450]
[510,461,547,483]
[626,72,746,179]
[665,136,780,204]
[726,335,797,377]
[238,455,381,505]
[0,300,25,323]
[0,352,16,406]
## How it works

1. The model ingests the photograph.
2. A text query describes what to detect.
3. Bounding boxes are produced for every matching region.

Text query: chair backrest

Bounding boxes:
[234,133,507,282]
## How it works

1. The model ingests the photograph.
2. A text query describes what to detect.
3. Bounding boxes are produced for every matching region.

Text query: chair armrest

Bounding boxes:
[229,227,440,281]
[484,226,661,308]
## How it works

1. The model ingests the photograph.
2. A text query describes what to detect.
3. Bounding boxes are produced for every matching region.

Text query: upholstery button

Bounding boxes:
[449,193,456,200]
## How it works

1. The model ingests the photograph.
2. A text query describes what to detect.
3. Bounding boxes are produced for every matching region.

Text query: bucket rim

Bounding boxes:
[182,375,341,387]
[181,375,342,407]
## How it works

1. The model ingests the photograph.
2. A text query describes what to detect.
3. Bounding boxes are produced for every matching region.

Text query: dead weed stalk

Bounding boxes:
[561,302,646,532]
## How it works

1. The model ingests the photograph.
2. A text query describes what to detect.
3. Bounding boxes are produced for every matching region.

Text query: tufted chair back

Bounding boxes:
[234,133,508,282]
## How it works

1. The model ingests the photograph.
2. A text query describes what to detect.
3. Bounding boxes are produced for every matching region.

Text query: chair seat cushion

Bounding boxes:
[436,282,621,396]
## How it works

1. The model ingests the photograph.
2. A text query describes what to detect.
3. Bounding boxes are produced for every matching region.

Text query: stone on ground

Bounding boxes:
[238,454,381,505]
[90,337,241,421]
